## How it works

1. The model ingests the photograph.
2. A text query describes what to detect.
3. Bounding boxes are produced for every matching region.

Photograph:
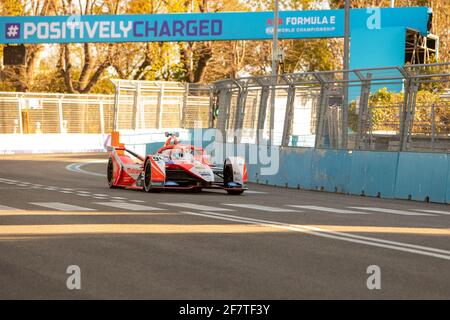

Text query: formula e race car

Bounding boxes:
[106,133,247,195]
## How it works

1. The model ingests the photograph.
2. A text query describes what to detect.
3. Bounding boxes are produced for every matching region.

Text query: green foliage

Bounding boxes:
[0,0,448,93]
[349,87,449,134]
[0,0,24,15]
[89,78,115,94]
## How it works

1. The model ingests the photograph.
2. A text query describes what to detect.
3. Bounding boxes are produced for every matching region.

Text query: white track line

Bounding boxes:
[350,207,437,216]
[95,202,164,211]
[244,190,267,194]
[413,209,450,216]
[222,203,298,212]
[287,205,370,215]
[160,203,233,212]
[66,161,106,177]
[30,202,95,211]
[0,205,22,211]
[180,210,450,261]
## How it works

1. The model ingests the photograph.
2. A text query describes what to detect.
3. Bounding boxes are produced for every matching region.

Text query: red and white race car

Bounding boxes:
[107,133,248,195]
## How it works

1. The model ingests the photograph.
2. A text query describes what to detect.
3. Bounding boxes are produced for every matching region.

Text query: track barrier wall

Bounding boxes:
[146,137,450,204]
[0,134,110,154]
[251,146,450,204]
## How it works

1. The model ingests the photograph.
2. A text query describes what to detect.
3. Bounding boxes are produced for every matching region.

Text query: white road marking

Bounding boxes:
[244,190,267,194]
[0,205,22,211]
[94,194,109,197]
[180,211,450,261]
[130,200,146,203]
[95,202,164,211]
[350,207,436,216]
[413,209,450,216]
[59,190,74,194]
[77,193,91,197]
[30,202,95,211]
[287,205,371,215]
[77,191,90,194]
[111,197,127,200]
[222,203,298,212]
[160,203,233,212]
[66,161,106,177]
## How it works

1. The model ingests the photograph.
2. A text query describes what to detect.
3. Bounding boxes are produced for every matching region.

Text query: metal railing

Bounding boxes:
[0,92,115,134]
[111,80,213,131]
[0,80,214,134]
[212,63,450,152]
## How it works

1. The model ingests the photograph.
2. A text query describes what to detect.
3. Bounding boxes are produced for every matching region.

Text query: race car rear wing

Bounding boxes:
[107,146,144,162]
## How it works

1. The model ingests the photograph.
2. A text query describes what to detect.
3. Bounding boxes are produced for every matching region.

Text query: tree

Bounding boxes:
[0,0,57,91]
[57,0,116,93]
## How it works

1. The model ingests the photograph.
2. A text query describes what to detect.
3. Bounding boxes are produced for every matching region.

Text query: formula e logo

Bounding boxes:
[5,23,21,39]
[266,18,282,26]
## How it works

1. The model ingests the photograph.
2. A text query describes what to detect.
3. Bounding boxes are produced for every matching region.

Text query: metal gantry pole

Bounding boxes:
[342,0,350,149]
[269,0,279,145]
[112,81,120,131]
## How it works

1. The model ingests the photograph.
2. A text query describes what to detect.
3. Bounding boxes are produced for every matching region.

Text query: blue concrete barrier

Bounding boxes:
[349,151,399,198]
[446,157,450,204]
[145,138,450,204]
[310,149,352,193]
[395,152,449,203]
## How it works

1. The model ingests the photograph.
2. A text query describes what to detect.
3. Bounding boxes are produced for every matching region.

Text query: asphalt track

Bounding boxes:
[0,153,449,299]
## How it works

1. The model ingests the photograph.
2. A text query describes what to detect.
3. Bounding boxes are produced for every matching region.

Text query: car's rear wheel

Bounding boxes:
[107,158,117,188]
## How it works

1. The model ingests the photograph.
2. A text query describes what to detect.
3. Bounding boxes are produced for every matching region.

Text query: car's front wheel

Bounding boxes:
[144,160,161,193]
[226,189,244,195]
[107,158,117,189]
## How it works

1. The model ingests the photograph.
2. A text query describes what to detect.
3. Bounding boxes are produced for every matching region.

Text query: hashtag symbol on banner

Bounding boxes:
[7,25,19,37]
[5,23,20,39]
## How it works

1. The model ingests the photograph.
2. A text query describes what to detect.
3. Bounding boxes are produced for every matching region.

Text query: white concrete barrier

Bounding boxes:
[0,129,189,155]
[0,134,110,154]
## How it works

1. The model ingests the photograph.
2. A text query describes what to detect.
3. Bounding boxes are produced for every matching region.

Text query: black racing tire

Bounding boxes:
[223,163,233,187]
[227,189,245,195]
[224,163,244,195]
[144,160,162,193]
[107,157,118,189]
[189,187,202,193]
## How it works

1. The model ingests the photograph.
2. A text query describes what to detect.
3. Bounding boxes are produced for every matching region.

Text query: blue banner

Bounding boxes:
[0,7,429,44]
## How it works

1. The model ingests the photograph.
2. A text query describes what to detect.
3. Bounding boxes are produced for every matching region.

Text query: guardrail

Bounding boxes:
[0,92,114,134]
[111,80,212,131]
[0,81,213,135]
[212,63,450,153]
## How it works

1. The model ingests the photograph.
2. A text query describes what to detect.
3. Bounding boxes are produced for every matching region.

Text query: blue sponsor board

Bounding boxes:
[0,10,343,44]
[0,7,429,44]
